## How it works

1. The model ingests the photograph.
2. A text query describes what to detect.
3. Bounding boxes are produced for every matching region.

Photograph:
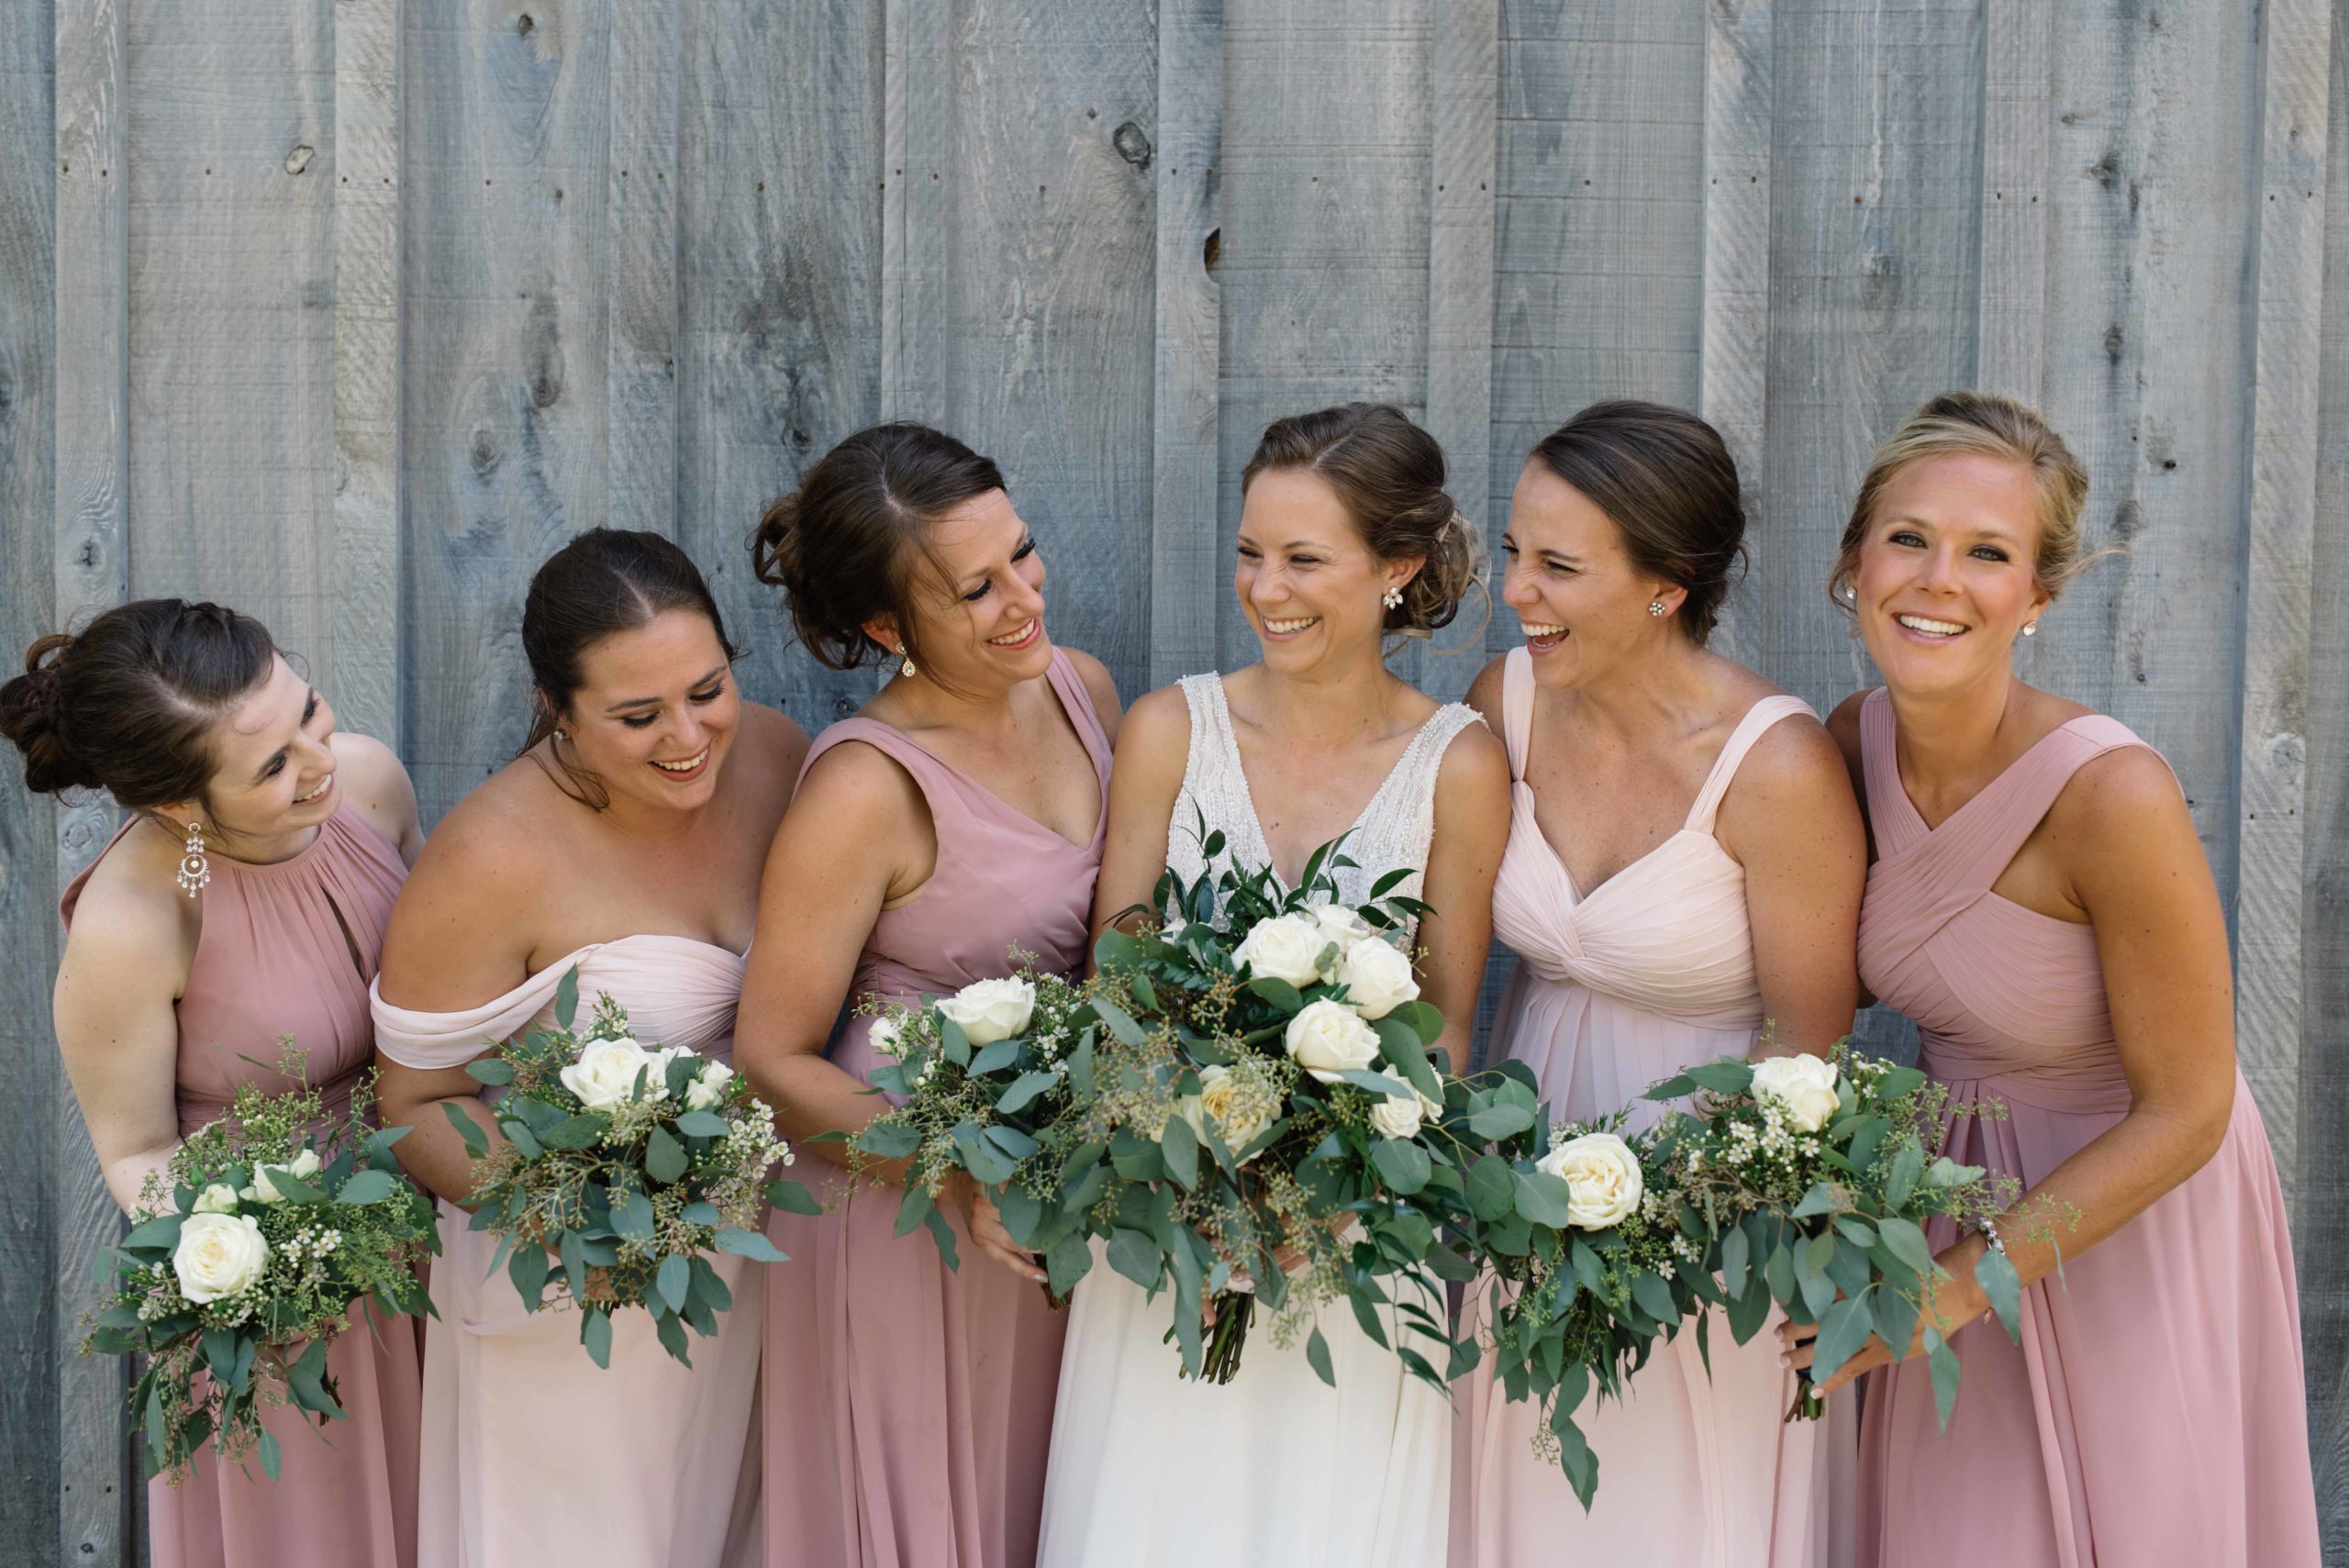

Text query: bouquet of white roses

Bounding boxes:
[83,1047,439,1483]
[852,963,1097,1296]
[445,968,818,1368]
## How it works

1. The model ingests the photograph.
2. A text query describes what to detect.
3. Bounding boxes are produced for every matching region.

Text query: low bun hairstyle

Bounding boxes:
[520,529,741,807]
[749,422,1008,677]
[0,599,279,809]
[1241,403,1481,639]
[1528,401,1745,645]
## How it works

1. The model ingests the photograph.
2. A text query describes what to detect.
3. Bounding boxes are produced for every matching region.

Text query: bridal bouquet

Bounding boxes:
[83,1049,438,1482]
[852,963,1098,1292]
[1643,1043,2032,1426]
[445,968,818,1368]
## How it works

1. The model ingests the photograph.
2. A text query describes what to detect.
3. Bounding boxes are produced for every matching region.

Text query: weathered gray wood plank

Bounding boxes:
[125,1,338,671]
[947,2,1159,702]
[52,0,132,1558]
[0,0,58,1553]
[1973,0,2052,402]
[400,0,611,823]
[1149,0,1223,689]
[2232,0,2330,1197]
[676,0,884,731]
[606,0,678,539]
[1759,0,1985,714]
[332,0,403,746]
[1698,0,1771,667]
[1219,2,1431,666]
[878,0,951,425]
[1421,0,1496,699]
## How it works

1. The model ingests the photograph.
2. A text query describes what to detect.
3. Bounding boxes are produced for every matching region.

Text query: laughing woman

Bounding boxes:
[1449,402,1865,1568]
[1786,392,2318,1568]
[6,600,425,1568]
[740,424,1122,1568]
[373,531,807,1568]
[1036,403,1510,1568]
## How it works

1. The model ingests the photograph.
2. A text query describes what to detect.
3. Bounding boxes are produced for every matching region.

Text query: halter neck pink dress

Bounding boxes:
[1451,648,1832,1568]
[372,936,764,1568]
[762,649,1111,1568]
[1852,688,2318,1567]
[62,806,423,1568]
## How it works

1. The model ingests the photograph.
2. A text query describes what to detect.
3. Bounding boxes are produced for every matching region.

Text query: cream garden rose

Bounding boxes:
[241,1147,321,1206]
[1232,913,1330,987]
[938,977,1036,1046]
[1537,1131,1644,1230]
[1308,902,1374,951]
[173,1211,270,1303]
[560,1037,671,1112]
[1750,1053,1842,1134]
[188,1182,240,1216]
[1368,1087,1443,1141]
[1333,937,1419,1020]
[1171,1065,1273,1158]
[868,1013,906,1059]
[684,1059,734,1111]
[1284,998,1383,1084]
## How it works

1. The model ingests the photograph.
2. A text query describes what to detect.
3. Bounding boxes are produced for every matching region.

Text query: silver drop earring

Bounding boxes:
[897,647,917,678]
[176,818,210,898]
[1381,587,1404,611]
[1647,600,1666,617]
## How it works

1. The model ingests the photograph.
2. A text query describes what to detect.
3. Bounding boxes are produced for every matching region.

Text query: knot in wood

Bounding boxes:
[1112,121,1152,172]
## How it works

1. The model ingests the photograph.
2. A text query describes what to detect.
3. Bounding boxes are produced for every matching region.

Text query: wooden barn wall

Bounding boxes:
[4,0,2346,1559]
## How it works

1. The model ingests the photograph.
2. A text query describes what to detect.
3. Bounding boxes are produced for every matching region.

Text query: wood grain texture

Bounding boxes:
[1489,0,1709,670]
[1422,0,1497,699]
[676,0,884,730]
[606,0,678,539]
[125,1,338,669]
[51,2,133,1560]
[400,0,611,823]
[1218,0,1431,667]
[1149,0,1223,689]
[1973,0,2051,402]
[879,0,951,424]
[0,2,57,1554]
[2232,0,2331,1195]
[332,0,403,745]
[945,0,1158,703]
[1698,0,1772,668]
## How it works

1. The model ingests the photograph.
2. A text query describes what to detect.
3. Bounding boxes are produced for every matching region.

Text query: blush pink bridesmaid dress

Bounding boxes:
[62,806,423,1568]
[760,647,1111,1568]
[1451,647,1835,1568]
[1852,688,2318,1567]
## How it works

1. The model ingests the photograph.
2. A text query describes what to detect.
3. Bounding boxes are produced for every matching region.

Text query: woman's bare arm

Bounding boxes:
[1717,716,1865,1055]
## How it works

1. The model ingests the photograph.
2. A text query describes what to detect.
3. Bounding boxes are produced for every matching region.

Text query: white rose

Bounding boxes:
[1333,937,1419,1020]
[560,1038,670,1112]
[241,1147,322,1206]
[1189,1064,1273,1154]
[868,1014,906,1059]
[1368,1087,1443,1141]
[1536,1132,1644,1230]
[1231,914,1328,987]
[1750,1053,1842,1134]
[1309,903,1374,950]
[685,1060,735,1111]
[187,1183,239,1216]
[173,1211,270,1303]
[937,977,1036,1046]
[1284,998,1384,1084]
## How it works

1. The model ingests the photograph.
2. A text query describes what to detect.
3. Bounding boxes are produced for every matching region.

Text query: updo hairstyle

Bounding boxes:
[1241,403,1482,639]
[749,423,1008,678]
[1830,390,2095,611]
[0,599,278,817]
[1527,400,1746,645]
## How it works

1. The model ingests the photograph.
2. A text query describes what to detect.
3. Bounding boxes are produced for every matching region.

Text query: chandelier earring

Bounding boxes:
[1381,586,1405,611]
[176,818,211,898]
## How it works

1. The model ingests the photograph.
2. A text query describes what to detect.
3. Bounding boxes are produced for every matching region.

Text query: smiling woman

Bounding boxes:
[1,598,428,1568]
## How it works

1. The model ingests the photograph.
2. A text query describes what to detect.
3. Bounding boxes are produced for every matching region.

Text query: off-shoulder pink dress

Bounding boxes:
[1853,688,2318,1567]
[761,648,1110,1568]
[63,806,423,1568]
[1451,648,1834,1568]
[372,936,763,1568]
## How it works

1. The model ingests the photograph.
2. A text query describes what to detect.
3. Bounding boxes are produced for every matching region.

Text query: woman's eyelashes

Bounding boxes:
[618,682,727,728]
[963,537,1039,602]
[263,693,326,778]
[1887,527,2011,563]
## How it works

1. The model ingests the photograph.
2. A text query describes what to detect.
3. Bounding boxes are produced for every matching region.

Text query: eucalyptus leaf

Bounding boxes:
[1370,1138,1431,1195]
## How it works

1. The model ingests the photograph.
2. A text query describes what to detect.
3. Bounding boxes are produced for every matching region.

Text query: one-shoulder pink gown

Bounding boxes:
[372,936,764,1568]
[1452,648,1835,1568]
[63,806,423,1568]
[762,648,1110,1568]
[1853,688,2318,1567]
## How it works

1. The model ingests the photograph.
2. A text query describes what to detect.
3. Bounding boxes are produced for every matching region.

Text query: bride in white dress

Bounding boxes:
[1036,405,1510,1568]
